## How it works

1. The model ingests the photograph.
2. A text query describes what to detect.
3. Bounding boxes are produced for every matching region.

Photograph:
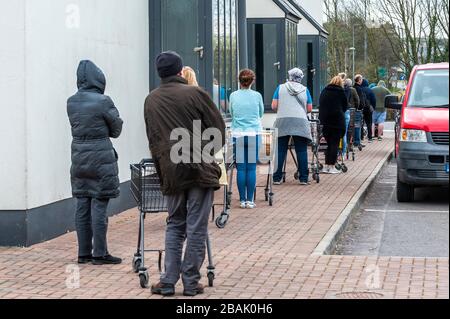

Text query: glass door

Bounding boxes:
[160,0,206,86]
[248,21,282,111]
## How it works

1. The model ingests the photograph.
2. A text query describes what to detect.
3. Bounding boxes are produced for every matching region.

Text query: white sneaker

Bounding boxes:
[322,166,331,174]
[240,202,247,209]
[328,167,343,175]
[246,202,257,209]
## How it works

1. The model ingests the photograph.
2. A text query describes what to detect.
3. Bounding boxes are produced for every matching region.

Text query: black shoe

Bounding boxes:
[151,282,176,297]
[78,255,93,264]
[92,255,122,265]
[183,284,205,297]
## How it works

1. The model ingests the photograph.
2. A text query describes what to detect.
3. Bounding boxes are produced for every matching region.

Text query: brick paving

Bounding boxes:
[0,138,448,299]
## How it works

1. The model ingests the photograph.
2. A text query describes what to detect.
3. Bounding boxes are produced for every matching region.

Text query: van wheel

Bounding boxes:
[397,177,415,203]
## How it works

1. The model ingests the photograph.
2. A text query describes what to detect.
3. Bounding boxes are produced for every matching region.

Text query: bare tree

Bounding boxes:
[378,0,449,75]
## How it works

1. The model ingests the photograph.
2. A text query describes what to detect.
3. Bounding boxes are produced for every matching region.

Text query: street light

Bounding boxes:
[349,47,356,81]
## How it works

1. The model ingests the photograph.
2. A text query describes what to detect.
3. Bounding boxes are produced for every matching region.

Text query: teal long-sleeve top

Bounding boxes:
[229,89,265,135]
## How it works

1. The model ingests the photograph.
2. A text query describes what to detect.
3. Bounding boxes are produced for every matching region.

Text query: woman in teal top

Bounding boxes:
[230,69,265,209]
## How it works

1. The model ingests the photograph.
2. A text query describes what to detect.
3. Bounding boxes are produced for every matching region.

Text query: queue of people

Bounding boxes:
[67,51,390,296]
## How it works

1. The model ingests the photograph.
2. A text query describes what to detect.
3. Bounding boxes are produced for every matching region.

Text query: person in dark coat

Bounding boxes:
[67,60,123,266]
[145,51,226,297]
[343,79,360,154]
[361,78,377,142]
[319,76,349,174]
[354,75,368,147]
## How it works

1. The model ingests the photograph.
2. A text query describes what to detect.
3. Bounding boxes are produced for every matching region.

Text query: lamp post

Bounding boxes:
[349,47,356,81]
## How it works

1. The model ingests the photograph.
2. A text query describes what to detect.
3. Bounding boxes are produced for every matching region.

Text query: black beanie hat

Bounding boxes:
[156,51,184,79]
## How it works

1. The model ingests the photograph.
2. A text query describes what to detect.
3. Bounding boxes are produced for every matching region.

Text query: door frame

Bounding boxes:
[149,0,212,92]
[247,18,285,110]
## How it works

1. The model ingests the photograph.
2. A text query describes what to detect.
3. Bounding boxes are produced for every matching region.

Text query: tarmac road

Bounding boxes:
[335,159,449,258]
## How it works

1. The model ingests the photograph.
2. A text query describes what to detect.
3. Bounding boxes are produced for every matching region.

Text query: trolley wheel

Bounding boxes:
[352,153,356,162]
[335,164,342,171]
[312,173,320,183]
[269,196,274,207]
[132,255,142,274]
[341,165,349,173]
[319,163,324,171]
[294,172,299,180]
[208,272,215,288]
[358,145,363,151]
[265,190,269,202]
[139,271,149,289]
[215,213,229,229]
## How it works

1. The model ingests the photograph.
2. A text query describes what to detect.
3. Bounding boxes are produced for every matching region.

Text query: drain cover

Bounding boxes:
[330,291,386,299]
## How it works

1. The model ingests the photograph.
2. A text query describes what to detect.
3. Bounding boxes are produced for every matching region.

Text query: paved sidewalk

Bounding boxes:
[0,138,448,299]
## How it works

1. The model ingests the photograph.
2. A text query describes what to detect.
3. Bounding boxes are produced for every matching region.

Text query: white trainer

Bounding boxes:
[328,167,343,175]
[246,202,257,209]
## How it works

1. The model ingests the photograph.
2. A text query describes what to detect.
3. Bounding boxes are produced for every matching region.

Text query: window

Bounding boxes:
[213,0,239,117]
[408,69,449,108]
[285,20,298,74]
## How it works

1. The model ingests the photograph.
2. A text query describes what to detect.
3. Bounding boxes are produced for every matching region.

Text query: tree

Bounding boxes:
[378,0,449,76]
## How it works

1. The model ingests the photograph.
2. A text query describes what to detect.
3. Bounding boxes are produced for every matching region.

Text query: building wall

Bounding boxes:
[246,0,284,18]
[298,0,324,24]
[298,18,320,36]
[0,0,150,211]
[0,0,27,210]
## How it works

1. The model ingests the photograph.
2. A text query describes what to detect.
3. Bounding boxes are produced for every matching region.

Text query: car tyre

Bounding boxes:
[397,176,415,203]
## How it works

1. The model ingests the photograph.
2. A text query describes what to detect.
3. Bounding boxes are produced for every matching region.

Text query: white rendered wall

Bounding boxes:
[0,0,27,210]
[1,0,150,210]
[299,0,324,24]
[246,0,285,19]
[298,18,320,35]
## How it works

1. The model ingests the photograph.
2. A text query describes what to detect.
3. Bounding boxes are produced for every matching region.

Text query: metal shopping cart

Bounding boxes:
[282,119,323,184]
[213,129,235,229]
[346,108,357,162]
[310,119,324,183]
[354,110,364,151]
[130,160,216,288]
[213,129,276,229]
[256,129,276,206]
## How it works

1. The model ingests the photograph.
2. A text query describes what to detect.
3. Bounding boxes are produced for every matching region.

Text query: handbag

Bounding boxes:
[215,149,228,186]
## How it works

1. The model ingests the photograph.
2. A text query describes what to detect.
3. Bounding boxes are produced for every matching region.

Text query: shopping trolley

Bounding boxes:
[130,159,216,288]
[354,110,364,151]
[256,129,276,206]
[310,119,324,183]
[282,119,323,184]
[213,129,235,229]
[213,129,276,228]
[346,108,357,162]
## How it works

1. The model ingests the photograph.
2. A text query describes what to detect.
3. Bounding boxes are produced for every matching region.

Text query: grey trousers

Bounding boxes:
[161,187,214,290]
[75,197,109,258]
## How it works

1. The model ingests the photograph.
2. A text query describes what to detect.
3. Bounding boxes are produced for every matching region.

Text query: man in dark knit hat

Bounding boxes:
[144,51,225,297]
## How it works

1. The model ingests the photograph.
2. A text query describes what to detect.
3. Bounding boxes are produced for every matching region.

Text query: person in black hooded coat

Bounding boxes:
[319,76,349,174]
[67,60,123,265]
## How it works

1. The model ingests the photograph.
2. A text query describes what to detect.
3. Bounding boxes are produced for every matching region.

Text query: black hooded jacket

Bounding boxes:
[319,84,349,131]
[67,61,123,199]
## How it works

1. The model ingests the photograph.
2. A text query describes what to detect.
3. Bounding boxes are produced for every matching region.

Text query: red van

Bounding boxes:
[386,63,449,202]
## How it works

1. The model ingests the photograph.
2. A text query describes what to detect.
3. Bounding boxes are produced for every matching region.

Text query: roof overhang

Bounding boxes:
[274,0,302,23]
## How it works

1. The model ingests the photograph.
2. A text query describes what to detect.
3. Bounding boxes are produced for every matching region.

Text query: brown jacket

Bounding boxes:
[144,76,226,195]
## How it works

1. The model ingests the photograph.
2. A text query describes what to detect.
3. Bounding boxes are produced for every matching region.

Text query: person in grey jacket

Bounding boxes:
[272,68,313,185]
[67,60,123,266]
